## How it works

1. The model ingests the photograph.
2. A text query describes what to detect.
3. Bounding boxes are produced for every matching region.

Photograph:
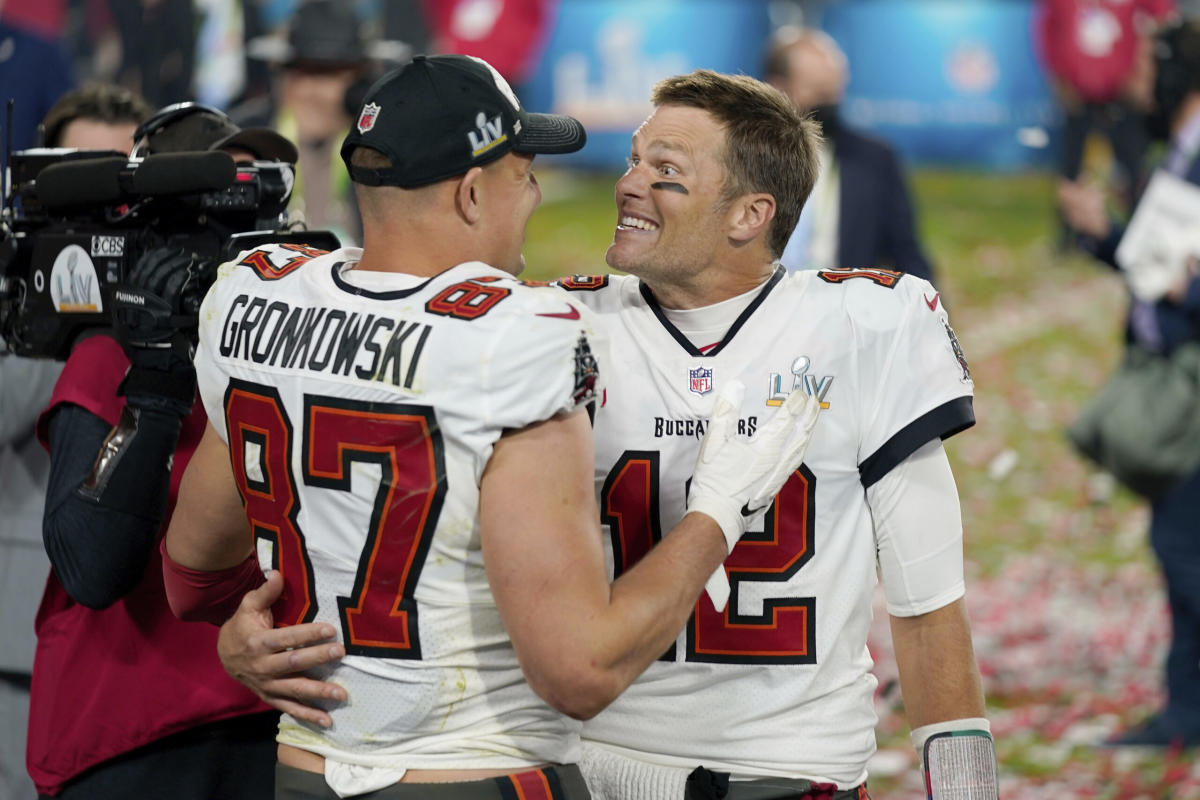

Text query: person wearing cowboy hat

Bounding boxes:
[247,0,410,246]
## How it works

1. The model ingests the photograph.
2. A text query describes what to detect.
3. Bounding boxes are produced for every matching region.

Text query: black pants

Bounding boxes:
[1150,465,1200,740]
[1059,100,1148,209]
[685,768,869,800]
[276,763,591,800]
[42,711,278,800]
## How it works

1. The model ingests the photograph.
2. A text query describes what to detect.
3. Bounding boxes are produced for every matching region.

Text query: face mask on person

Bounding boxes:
[809,104,841,141]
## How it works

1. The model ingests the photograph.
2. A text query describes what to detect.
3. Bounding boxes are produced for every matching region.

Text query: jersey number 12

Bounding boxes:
[603,451,818,665]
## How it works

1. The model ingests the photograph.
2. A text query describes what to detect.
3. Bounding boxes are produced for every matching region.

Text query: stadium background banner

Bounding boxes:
[519,0,774,170]
[825,0,1057,171]
[521,0,1057,172]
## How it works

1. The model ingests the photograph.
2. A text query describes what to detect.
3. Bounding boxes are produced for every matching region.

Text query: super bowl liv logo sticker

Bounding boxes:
[50,244,103,313]
[767,356,832,409]
[468,111,508,157]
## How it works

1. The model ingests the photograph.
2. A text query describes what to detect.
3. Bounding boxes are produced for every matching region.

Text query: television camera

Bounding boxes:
[0,145,339,360]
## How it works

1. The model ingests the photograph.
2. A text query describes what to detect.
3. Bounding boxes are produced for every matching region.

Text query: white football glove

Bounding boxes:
[686,380,821,611]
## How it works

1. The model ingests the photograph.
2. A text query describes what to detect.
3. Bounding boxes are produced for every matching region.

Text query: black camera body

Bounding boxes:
[0,147,339,360]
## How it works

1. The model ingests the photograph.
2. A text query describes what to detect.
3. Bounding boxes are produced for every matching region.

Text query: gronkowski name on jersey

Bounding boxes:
[195,244,607,772]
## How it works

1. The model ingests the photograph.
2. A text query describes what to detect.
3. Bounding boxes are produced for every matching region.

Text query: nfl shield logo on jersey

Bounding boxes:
[688,366,713,396]
[357,103,381,134]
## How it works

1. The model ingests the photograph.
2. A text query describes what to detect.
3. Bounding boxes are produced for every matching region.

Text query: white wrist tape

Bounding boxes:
[911,718,998,800]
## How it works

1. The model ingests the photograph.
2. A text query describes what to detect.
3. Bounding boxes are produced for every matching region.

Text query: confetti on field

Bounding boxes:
[863,229,1195,798]
[867,553,1186,798]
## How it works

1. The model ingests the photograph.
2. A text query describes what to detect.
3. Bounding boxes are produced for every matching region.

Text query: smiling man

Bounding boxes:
[212,69,996,800]
[162,56,820,800]
[561,71,992,800]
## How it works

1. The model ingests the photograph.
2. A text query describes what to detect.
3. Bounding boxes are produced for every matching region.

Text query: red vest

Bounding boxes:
[422,0,555,84]
[1035,0,1175,102]
[28,335,268,796]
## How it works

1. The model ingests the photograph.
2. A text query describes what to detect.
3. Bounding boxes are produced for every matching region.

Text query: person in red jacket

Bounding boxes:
[421,0,556,85]
[1035,0,1176,211]
[28,104,295,799]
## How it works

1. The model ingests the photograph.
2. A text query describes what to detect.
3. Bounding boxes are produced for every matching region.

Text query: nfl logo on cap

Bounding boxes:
[357,102,381,134]
[688,366,713,396]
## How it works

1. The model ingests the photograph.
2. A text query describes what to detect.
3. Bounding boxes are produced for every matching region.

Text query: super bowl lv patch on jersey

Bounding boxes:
[574,332,600,404]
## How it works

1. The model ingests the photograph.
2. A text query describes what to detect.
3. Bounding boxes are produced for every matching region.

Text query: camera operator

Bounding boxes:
[1,82,153,800]
[28,104,297,799]
[37,83,154,154]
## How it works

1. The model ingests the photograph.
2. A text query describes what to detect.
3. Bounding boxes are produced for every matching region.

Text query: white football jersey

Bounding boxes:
[564,267,974,786]
[194,245,605,772]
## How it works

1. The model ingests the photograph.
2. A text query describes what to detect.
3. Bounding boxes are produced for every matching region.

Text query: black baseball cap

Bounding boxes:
[340,54,586,188]
[137,102,299,163]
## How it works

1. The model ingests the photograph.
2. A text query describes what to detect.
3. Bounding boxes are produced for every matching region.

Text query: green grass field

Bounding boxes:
[522,167,1196,796]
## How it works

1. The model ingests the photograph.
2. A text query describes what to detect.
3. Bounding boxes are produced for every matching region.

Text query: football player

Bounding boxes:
[162,56,819,800]
[208,69,997,799]
[572,71,994,800]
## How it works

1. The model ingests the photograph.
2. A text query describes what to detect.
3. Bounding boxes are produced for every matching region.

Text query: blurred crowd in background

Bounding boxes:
[3,0,1200,220]
[4,0,1200,798]
[0,0,1189,161]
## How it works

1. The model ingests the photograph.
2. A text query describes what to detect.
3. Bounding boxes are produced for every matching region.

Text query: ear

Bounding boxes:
[455,167,485,225]
[726,193,776,245]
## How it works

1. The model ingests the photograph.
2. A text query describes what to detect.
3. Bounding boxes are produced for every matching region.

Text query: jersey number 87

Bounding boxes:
[224,378,445,659]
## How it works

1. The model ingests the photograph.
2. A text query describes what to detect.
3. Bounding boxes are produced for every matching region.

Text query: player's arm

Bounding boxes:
[201,378,816,722]
[479,408,710,717]
[480,407,722,719]
[870,440,997,797]
[161,420,264,623]
[890,600,997,799]
[889,599,985,726]
[217,570,347,728]
[481,384,818,720]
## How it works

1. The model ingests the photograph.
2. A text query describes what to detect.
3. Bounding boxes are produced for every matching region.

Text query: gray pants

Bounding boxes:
[276,763,592,800]
[0,674,36,800]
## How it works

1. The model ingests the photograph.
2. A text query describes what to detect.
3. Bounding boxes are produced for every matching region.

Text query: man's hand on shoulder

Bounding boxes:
[218,571,348,728]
